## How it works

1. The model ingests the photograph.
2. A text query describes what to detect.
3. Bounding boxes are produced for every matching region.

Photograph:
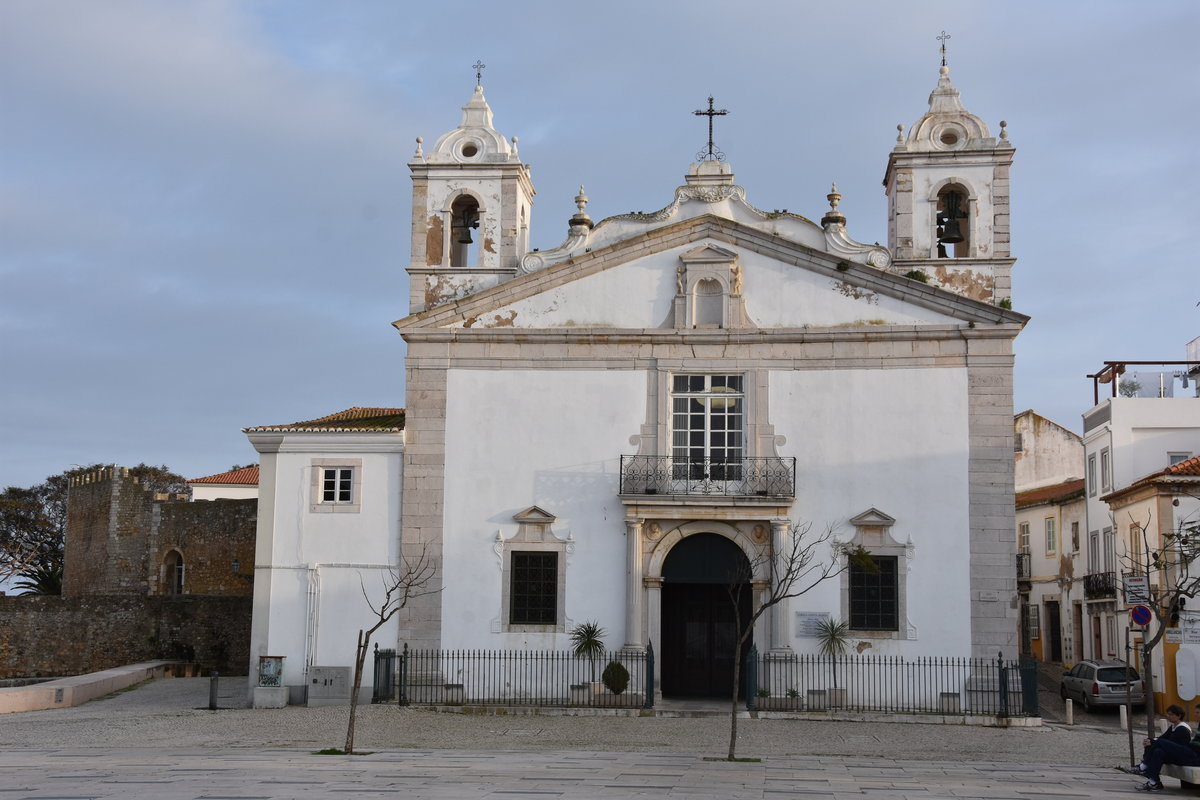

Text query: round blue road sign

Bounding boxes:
[1131,605,1153,626]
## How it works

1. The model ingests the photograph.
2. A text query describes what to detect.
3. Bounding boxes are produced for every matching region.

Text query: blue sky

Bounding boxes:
[2,0,1197,490]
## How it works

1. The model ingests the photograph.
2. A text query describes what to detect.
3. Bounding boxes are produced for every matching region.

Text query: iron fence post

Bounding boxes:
[746,644,758,711]
[997,651,1009,718]
[1019,656,1039,716]
[399,643,409,706]
[643,642,655,709]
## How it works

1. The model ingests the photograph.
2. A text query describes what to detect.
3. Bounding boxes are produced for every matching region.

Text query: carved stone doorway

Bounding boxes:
[659,532,751,698]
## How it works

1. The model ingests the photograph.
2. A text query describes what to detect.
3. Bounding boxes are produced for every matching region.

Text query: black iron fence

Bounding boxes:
[1084,571,1117,600]
[619,455,796,497]
[372,643,655,709]
[744,647,1039,717]
[374,644,1038,718]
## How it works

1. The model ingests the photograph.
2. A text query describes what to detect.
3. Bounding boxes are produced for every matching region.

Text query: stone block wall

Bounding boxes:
[63,466,255,598]
[0,595,251,679]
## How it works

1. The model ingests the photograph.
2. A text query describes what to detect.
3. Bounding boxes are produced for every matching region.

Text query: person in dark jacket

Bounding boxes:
[1129,706,1199,792]
[1125,704,1193,774]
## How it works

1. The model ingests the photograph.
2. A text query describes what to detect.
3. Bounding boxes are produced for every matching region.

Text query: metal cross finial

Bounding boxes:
[472,60,486,86]
[937,31,951,67]
[693,95,729,162]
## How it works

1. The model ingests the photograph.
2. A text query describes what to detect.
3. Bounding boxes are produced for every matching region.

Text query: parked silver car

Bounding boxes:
[1060,659,1144,711]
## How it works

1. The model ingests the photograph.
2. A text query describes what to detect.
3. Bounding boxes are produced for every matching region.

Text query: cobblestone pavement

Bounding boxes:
[0,677,1159,799]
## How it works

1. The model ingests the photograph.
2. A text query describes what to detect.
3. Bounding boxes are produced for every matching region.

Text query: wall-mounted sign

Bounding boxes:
[795,611,831,638]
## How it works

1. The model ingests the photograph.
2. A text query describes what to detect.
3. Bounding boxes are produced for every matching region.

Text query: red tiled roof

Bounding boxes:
[244,407,405,433]
[1163,454,1200,477]
[190,466,260,485]
[1016,479,1086,509]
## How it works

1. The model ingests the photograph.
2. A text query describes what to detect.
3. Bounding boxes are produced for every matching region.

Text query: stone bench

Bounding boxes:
[1162,763,1200,789]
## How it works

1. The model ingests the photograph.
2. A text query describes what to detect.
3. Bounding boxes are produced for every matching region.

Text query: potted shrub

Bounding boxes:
[602,660,629,695]
[816,617,850,707]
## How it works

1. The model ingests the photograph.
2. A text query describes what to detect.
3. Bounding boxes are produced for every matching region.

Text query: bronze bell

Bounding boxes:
[939,217,965,244]
[456,225,474,245]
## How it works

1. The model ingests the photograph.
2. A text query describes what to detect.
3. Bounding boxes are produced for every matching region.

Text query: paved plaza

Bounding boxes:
[0,678,1157,798]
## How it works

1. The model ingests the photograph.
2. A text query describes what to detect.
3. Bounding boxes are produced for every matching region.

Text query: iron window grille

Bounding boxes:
[510,551,558,625]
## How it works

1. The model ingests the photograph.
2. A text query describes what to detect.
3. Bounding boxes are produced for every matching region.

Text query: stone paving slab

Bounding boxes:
[0,747,1153,800]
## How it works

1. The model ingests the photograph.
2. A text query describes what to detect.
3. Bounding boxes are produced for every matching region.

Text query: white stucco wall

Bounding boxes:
[459,241,960,330]
[248,435,403,696]
[1014,411,1083,492]
[441,369,647,651]
[191,484,258,501]
[439,364,973,658]
[771,366,973,656]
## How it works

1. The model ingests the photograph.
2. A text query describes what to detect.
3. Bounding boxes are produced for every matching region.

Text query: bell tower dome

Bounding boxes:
[407,78,535,313]
[883,56,1015,306]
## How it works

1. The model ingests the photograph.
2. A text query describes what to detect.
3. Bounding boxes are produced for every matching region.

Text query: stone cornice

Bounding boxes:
[400,322,1022,345]
[246,431,405,455]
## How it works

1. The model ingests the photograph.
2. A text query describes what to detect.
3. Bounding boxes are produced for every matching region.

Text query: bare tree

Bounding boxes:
[1119,492,1200,740]
[344,547,438,754]
[721,521,868,760]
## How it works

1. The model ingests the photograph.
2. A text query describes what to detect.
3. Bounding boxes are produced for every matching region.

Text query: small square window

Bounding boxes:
[309,459,362,513]
[322,468,354,503]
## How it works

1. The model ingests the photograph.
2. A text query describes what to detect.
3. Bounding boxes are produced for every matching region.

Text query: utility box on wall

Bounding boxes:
[306,666,351,707]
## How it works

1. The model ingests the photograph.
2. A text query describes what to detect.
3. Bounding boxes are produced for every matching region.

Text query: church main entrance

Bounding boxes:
[660,532,752,698]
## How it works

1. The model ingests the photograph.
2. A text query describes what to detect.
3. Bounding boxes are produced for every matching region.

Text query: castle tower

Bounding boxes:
[883,60,1015,305]
[406,81,535,313]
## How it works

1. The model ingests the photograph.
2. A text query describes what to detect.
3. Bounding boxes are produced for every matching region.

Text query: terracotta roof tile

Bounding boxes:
[1016,479,1085,509]
[1164,454,1200,476]
[190,466,260,485]
[244,407,405,433]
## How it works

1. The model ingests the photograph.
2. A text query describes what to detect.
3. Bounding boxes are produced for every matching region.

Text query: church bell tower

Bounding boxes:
[883,45,1015,305]
[406,69,535,314]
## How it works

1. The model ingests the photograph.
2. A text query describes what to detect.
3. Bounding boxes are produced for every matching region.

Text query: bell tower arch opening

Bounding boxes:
[660,532,752,698]
[449,194,481,268]
[935,183,970,258]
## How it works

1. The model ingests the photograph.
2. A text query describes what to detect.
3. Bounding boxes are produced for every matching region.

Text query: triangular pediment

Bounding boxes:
[679,243,737,264]
[395,215,1027,333]
[849,508,897,528]
[513,506,556,524]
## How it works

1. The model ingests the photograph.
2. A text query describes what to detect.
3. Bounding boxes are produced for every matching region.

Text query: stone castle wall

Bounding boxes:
[0,594,251,679]
[64,466,255,597]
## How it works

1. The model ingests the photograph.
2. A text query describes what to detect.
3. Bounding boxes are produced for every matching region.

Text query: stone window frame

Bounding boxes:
[495,506,572,633]
[309,458,362,514]
[1044,517,1057,557]
[839,508,914,640]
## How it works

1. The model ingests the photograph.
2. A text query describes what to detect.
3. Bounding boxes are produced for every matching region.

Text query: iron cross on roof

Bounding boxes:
[693,95,728,162]
[937,31,951,67]
[472,60,486,86]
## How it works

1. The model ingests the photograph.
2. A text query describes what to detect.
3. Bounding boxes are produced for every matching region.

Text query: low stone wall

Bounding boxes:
[0,595,250,679]
[0,660,197,714]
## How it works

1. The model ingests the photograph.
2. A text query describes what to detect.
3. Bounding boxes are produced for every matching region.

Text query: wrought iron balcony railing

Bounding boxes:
[1084,571,1117,600]
[620,455,796,498]
[1016,552,1031,582]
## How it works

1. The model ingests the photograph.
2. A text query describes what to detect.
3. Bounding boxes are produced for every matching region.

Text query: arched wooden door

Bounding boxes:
[660,532,752,697]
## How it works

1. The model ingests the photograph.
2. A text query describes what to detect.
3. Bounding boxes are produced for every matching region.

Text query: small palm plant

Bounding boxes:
[570,621,607,682]
[815,617,850,687]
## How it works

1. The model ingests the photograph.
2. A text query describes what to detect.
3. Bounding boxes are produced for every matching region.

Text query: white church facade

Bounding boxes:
[246,61,1024,704]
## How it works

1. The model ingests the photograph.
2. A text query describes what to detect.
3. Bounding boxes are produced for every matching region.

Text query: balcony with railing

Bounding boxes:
[1016,552,1031,584]
[1084,571,1117,600]
[619,455,796,499]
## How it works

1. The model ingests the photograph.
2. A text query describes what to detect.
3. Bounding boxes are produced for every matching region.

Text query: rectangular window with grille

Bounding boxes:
[510,551,558,625]
[849,555,899,631]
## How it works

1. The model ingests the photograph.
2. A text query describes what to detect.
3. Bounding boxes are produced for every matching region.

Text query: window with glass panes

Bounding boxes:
[849,555,899,631]
[671,375,743,479]
[321,467,354,503]
[509,551,558,625]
